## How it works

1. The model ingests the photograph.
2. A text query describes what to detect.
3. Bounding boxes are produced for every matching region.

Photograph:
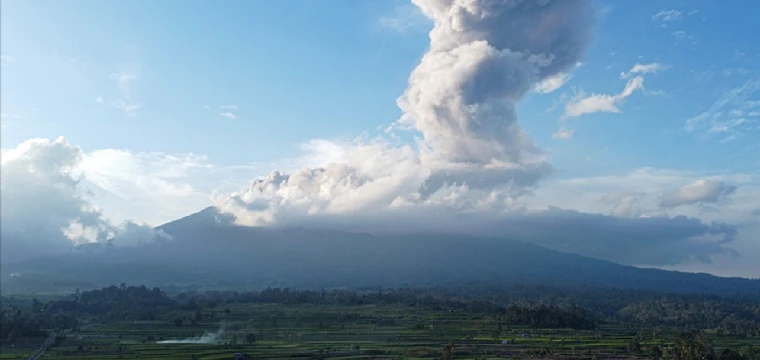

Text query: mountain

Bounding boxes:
[3,207,760,296]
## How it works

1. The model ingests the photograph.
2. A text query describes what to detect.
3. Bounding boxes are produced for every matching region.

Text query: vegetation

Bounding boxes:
[1,284,759,359]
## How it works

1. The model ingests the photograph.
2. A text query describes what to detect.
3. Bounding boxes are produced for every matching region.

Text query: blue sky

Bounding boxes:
[3,0,759,173]
[2,0,759,277]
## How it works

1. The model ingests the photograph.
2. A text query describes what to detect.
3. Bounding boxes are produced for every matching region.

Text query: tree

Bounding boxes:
[174,318,184,327]
[245,333,256,345]
[32,298,43,313]
[628,338,642,353]
[718,348,744,360]
[442,341,454,360]
[649,345,663,360]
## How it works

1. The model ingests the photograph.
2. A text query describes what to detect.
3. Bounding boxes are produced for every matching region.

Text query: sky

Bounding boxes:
[1,0,759,277]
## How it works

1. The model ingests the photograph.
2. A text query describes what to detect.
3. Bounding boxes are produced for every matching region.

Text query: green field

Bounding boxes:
[3,301,759,360]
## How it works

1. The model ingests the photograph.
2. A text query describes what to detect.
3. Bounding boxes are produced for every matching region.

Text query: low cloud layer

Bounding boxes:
[0,138,167,264]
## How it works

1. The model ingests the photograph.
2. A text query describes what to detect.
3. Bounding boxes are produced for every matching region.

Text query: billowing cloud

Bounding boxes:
[208,0,752,269]
[0,138,168,264]
[660,180,737,208]
[220,0,596,223]
[397,0,594,165]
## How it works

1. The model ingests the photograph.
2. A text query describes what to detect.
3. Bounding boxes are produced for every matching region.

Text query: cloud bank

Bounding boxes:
[0,138,168,264]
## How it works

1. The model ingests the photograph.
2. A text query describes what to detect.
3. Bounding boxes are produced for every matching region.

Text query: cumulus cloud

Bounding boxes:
[563,76,643,118]
[219,112,237,120]
[660,180,737,208]
[0,138,166,264]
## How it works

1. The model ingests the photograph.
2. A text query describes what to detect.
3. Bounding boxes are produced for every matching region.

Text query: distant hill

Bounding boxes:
[3,206,760,296]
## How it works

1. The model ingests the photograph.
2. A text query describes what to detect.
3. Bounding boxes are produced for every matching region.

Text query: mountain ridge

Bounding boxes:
[3,206,759,296]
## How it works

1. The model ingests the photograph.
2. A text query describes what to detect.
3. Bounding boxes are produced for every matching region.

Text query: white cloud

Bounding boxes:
[220,104,237,110]
[78,149,217,226]
[652,9,683,23]
[601,192,642,218]
[660,179,737,208]
[535,72,571,93]
[376,3,430,33]
[685,79,760,140]
[620,62,668,79]
[108,71,136,85]
[552,128,575,140]
[0,137,165,264]
[563,76,644,118]
[219,112,237,120]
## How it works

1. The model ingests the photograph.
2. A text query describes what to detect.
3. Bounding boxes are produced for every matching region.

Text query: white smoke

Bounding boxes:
[216,0,593,226]
[210,1,743,267]
[157,323,226,344]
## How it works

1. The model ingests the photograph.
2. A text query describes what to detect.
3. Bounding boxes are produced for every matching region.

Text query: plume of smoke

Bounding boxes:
[157,322,226,344]
[218,0,595,226]
[398,0,594,164]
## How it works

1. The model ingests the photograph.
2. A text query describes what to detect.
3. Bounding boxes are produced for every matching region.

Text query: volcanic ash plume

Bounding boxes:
[217,0,595,225]
[398,0,594,164]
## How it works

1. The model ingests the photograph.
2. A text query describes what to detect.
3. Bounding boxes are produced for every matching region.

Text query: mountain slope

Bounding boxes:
[4,207,760,296]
